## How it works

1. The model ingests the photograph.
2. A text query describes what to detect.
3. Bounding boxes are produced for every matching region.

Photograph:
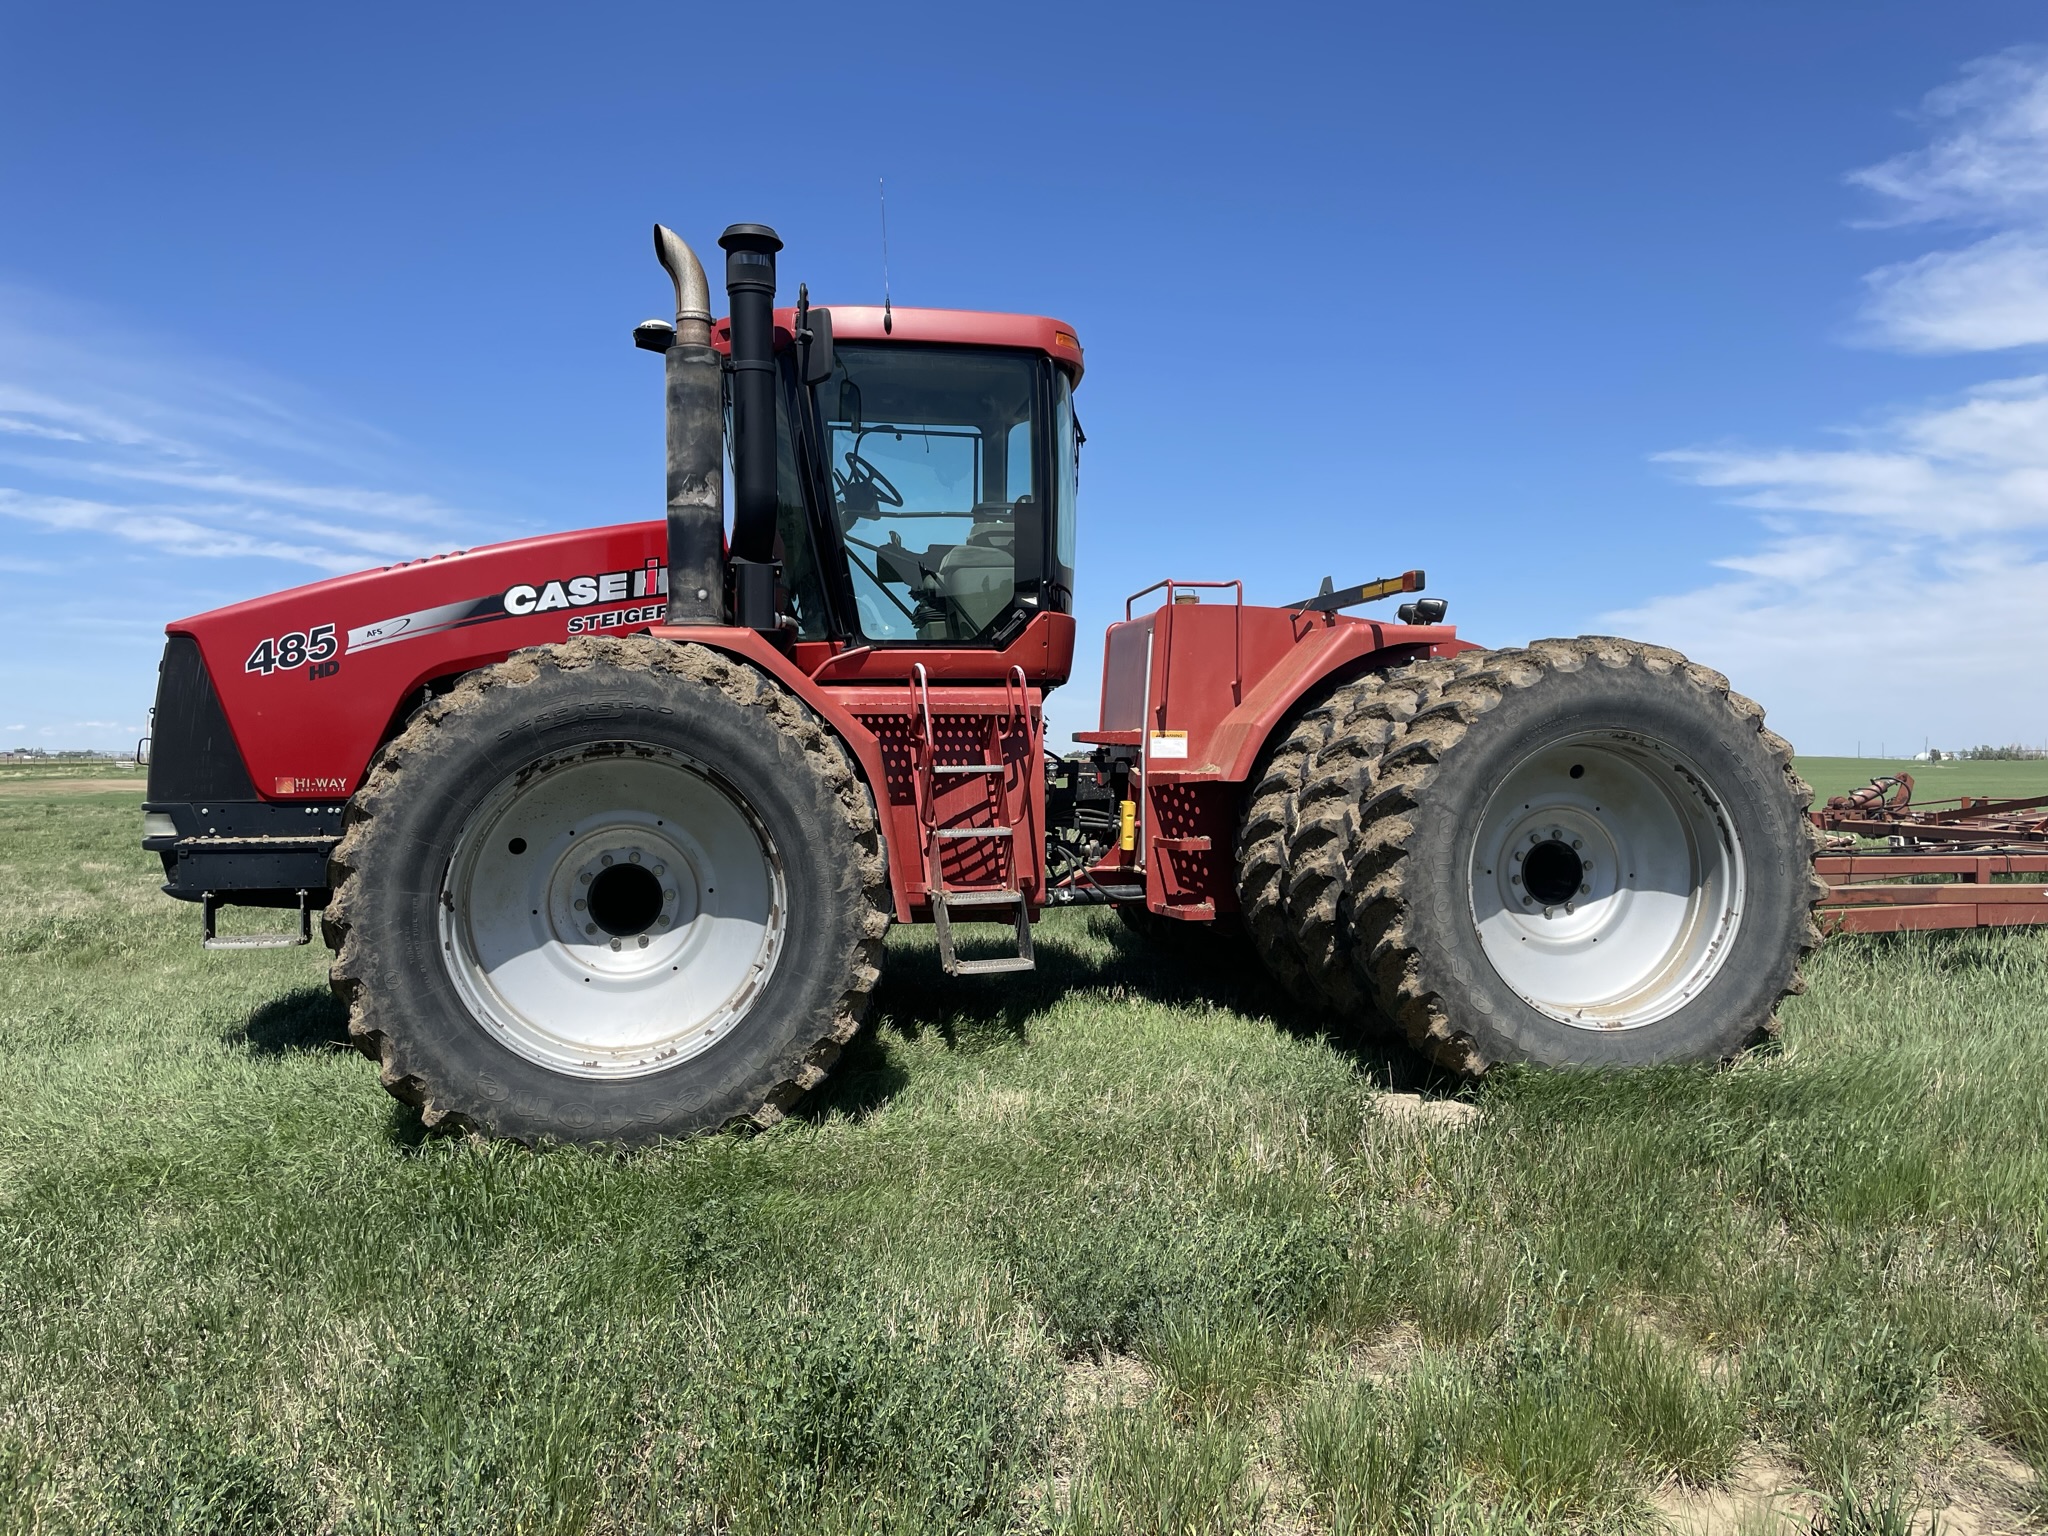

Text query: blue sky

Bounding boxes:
[3,1,2045,756]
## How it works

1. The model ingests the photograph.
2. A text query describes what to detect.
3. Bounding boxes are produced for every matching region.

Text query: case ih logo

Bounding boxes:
[504,561,667,615]
[346,560,667,654]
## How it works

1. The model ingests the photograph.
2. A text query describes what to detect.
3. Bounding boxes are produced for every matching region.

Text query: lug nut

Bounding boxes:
[1511,875,1521,886]
[1572,839,1582,849]
[1580,883,1590,894]
[574,898,586,910]
[601,854,614,867]
[579,871,591,884]
[584,924,596,936]
[654,863,665,876]
[629,850,642,864]
[610,938,622,951]
[637,936,649,948]
[1543,907,1554,919]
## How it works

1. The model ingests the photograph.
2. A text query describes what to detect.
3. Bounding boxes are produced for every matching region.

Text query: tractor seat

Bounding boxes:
[918,506,1018,641]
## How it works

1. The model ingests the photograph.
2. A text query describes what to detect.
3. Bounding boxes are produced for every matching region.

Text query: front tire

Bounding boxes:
[323,638,889,1144]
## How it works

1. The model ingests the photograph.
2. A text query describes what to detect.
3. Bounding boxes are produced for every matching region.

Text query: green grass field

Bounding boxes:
[1796,756,2048,808]
[1,770,2044,1535]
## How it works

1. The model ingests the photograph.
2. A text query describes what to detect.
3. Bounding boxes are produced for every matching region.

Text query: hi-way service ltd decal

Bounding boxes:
[343,560,670,655]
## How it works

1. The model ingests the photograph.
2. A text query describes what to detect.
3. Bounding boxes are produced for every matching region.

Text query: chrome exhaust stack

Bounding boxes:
[648,224,726,625]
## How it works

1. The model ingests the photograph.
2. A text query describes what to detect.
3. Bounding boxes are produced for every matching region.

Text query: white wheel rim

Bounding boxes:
[1468,731,1744,1030]
[439,745,786,1079]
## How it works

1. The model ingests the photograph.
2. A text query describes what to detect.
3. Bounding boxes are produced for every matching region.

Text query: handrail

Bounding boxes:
[808,644,874,681]
[910,661,936,758]
[1125,578,1244,620]
[1004,664,1031,733]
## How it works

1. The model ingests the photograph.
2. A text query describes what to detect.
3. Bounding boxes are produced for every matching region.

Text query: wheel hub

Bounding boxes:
[585,858,666,938]
[541,825,703,974]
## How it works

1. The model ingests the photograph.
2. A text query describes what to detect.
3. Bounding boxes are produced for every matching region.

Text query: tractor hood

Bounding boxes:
[163,520,671,799]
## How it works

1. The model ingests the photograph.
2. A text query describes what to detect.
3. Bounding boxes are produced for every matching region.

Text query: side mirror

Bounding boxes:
[802,308,835,385]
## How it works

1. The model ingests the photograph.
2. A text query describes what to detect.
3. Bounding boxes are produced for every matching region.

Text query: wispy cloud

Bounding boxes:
[1850,46,2048,353]
[0,288,474,571]
[1656,374,2048,532]
[0,283,491,749]
[1638,48,2048,751]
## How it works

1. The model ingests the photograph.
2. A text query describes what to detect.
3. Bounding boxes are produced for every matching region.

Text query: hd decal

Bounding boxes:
[346,561,668,654]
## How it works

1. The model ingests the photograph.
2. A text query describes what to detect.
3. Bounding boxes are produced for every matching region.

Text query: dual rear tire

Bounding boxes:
[1236,639,1823,1073]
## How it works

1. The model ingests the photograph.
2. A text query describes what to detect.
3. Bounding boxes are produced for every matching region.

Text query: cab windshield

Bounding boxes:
[819,344,1041,643]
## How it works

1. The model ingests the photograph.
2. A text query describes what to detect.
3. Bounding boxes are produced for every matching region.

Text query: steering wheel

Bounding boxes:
[834,450,903,516]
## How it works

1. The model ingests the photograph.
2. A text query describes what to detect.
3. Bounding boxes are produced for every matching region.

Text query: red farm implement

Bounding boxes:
[1813,774,2048,934]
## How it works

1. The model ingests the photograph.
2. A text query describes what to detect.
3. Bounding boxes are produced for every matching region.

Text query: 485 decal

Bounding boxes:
[246,623,338,675]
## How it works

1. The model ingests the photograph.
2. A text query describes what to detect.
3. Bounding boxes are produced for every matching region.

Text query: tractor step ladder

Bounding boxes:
[913,665,1036,977]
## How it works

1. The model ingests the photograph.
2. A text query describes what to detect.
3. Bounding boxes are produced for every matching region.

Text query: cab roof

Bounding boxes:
[714,305,1084,382]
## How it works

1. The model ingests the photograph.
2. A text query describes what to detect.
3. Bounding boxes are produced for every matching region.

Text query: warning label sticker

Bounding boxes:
[1148,730,1189,760]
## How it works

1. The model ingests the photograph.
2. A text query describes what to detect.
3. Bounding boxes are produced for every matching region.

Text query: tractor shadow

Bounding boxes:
[804,909,1462,1122]
[226,986,352,1055]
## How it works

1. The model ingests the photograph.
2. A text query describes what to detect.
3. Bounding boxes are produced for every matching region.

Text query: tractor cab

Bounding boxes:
[712,304,1084,653]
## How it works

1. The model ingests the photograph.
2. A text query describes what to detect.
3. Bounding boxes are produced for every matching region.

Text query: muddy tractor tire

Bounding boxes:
[1236,654,1483,1018]
[1275,656,1482,1017]
[1323,638,1823,1074]
[1235,695,1345,1007]
[323,637,889,1145]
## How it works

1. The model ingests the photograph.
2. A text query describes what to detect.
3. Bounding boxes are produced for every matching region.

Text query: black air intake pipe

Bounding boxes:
[652,225,725,625]
[719,223,783,631]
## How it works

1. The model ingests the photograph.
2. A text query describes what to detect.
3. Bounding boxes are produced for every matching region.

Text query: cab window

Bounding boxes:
[821,344,1040,644]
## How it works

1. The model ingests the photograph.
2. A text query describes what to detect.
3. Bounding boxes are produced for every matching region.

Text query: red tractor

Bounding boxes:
[140,222,1822,1143]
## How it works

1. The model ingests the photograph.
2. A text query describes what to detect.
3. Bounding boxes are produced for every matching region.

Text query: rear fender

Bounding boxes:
[1205,619,1478,783]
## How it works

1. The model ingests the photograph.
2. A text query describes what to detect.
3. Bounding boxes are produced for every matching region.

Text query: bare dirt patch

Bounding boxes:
[1372,1091,1479,1129]
[1922,1436,2042,1536]
[1655,1451,1812,1534]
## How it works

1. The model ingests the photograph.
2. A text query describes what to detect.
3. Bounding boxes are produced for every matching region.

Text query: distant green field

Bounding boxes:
[2,784,2044,1534]
[0,759,139,783]
[1796,755,2048,807]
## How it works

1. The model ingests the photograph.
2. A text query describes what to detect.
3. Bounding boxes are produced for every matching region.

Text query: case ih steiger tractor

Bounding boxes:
[140,222,1822,1144]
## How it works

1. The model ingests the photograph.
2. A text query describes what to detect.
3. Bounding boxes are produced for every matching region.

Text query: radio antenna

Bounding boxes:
[878,176,893,334]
